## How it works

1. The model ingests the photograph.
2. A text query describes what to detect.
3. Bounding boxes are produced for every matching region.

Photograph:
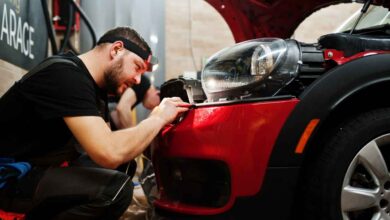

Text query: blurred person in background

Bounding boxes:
[110,75,160,130]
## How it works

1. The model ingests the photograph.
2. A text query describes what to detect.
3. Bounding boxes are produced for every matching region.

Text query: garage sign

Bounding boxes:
[0,0,47,70]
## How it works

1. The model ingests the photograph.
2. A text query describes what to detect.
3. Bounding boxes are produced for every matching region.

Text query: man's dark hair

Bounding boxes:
[98,26,151,54]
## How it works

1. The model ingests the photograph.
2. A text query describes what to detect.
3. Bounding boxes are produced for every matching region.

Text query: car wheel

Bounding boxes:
[302,108,390,220]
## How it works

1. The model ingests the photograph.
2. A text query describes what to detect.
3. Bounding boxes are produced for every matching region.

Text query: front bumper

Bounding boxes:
[152,97,299,215]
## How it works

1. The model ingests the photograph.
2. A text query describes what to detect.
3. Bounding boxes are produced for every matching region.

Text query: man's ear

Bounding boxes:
[110,41,124,59]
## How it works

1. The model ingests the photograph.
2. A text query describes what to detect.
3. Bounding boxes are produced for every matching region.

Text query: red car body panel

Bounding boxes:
[206,0,388,42]
[206,0,352,42]
[153,98,299,215]
[324,49,390,65]
[0,210,25,220]
[154,197,232,215]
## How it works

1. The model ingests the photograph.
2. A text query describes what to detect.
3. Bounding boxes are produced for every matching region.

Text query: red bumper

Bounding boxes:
[152,98,299,215]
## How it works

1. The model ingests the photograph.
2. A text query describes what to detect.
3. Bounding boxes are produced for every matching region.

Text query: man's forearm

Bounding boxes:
[112,115,165,163]
[64,97,188,169]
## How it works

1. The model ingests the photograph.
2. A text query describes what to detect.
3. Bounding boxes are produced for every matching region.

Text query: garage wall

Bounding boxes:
[165,0,235,80]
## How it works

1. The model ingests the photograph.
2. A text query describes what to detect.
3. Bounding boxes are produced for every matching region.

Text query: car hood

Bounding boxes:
[206,0,389,42]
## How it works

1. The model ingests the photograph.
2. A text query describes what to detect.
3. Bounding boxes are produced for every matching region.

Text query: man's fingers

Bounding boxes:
[164,97,192,108]
[177,103,193,108]
[177,107,190,112]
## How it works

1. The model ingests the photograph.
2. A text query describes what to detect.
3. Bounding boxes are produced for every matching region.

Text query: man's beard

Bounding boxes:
[104,59,123,95]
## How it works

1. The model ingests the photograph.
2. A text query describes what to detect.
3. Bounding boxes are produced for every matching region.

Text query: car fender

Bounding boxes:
[270,53,390,167]
[250,53,390,219]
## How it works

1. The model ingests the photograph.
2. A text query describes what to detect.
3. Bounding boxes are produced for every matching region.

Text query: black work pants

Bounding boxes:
[0,166,133,220]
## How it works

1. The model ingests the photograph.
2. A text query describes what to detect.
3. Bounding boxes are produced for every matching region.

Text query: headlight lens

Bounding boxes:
[201,38,300,102]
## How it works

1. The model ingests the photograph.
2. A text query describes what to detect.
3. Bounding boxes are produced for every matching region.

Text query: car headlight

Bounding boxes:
[201,38,301,102]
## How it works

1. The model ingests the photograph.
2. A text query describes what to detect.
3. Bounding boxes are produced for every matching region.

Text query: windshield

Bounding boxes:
[336,6,390,32]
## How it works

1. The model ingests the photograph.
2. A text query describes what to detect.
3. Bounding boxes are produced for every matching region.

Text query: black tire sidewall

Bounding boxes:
[303,108,390,220]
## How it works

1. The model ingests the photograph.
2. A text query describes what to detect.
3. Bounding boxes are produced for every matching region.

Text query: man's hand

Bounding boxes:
[149,97,189,125]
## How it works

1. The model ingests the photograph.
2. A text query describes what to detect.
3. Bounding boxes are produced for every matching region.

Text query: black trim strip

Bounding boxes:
[193,95,296,108]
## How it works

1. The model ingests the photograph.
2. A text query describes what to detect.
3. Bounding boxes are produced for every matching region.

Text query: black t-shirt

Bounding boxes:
[0,52,108,163]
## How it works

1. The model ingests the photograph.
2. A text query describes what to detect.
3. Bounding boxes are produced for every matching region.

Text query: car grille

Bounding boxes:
[158,158,231,208]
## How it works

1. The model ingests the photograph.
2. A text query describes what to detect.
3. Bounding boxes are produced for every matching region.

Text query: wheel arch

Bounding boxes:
[269,53,390,167]
[301,80,390,167]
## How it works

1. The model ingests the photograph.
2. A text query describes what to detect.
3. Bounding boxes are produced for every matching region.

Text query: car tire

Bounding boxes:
[302,108,390,220]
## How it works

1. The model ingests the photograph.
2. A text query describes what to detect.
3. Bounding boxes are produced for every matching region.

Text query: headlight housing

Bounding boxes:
[201,38,301,102]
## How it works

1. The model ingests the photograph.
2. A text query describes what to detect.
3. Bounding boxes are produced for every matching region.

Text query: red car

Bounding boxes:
[151,0,390,219]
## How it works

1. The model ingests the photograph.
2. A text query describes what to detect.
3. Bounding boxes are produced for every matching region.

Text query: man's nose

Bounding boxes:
[134,74,141,84]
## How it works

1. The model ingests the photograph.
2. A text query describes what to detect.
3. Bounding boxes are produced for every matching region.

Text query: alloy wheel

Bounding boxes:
[342,134,390,220]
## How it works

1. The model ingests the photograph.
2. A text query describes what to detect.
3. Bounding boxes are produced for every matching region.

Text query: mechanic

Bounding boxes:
[0,26,189,219]
[110,75,160,130]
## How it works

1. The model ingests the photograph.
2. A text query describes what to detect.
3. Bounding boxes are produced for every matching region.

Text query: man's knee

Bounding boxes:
[29,167,133,219]
[102,170,133,207]
[104,172,133,218]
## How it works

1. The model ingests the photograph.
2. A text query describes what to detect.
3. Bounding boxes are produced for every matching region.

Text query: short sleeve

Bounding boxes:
[18,63,100,119]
